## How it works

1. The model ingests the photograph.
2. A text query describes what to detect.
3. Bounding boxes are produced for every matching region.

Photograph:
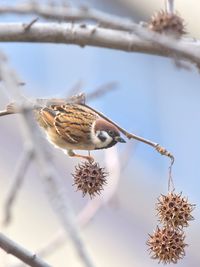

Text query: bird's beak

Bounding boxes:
[115,136,126,143]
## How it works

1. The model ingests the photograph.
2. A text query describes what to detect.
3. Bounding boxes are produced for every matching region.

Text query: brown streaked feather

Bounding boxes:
[36,107,55,129]
[36,103,99,146]
[53,104,98,144]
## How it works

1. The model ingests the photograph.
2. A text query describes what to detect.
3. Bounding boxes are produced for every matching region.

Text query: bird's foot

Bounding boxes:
[68,150,94,162]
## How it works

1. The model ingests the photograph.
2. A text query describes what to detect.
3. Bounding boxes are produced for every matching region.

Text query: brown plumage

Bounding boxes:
[0,100,126,161]
[37,104,98,150]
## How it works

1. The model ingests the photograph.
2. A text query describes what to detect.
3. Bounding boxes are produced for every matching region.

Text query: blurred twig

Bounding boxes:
[66,80,84,98]
[0,233,51,267]
[0,52,95,267]
[86,81,118,101]
[21,146,122,261]
[0,2,137,32]
[67,81,118,101]
[165,0,174,14]
[3,146,34,226]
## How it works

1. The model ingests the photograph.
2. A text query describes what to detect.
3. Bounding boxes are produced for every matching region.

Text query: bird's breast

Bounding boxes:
[45,127,95,151]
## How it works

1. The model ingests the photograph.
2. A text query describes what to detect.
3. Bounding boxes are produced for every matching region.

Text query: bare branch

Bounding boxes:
[0,2,199,69]
[0,3,137,32]
[3,146,34,226]
[0,233,51,267]
[0,22,199,68]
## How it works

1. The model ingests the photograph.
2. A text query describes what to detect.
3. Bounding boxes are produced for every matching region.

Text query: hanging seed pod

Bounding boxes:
[148,10,185,36]
[72,161,107,198]
[147,226,187,264]
[156,192,195,228]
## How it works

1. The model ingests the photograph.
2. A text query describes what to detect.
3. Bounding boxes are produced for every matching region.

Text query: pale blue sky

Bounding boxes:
[0,1,200,266]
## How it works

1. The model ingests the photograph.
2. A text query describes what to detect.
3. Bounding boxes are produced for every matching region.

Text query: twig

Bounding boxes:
[168,158,175,192]
[165,0,174,14]
[66,80,84,98]
[0,233,51,267]
[86,81,118,101]
[23,17,39,31]
[0,3,137,32]
[3,146,34,226]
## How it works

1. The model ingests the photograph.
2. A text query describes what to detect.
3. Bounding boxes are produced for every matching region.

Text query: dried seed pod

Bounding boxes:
[156,192,195,228]
[147,226,187,264]
[72,161,107,197]
[148,10,185,36]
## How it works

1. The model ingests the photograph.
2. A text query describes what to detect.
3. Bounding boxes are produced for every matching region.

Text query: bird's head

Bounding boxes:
[92,119,126,149]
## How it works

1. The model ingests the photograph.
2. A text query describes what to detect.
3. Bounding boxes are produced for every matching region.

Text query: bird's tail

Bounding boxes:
[0,93,86,117]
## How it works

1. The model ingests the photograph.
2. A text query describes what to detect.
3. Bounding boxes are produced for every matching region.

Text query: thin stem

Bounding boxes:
[168,157,175,192]
[165,0,175,14]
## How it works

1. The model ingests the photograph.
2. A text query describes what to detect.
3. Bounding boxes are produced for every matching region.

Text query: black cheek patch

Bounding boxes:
[98,132,107,142]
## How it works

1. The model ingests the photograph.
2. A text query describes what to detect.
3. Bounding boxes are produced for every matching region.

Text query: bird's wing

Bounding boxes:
[41,104,98,144]
[39,107,77,144]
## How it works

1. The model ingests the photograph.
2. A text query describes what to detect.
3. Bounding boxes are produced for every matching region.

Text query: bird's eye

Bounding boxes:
[108,130,114,137]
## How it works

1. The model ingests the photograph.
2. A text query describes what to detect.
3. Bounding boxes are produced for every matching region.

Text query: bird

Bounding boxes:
[0,96,126,161]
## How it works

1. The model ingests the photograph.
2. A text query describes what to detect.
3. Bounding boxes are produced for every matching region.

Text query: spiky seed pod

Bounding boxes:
[156,192,195,228]
[147,226,187,264]
[148,10,185,36]
[72,161,107,198]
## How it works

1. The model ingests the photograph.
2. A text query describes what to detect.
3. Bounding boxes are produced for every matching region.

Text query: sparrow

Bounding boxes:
[0,96,126,161]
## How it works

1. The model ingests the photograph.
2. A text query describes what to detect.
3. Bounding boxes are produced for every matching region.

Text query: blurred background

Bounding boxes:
[0,0,200,267]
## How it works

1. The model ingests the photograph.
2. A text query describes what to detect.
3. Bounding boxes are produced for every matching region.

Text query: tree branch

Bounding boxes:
[0,2,137,32]
[0,233,51,267]
[0,22,199,67]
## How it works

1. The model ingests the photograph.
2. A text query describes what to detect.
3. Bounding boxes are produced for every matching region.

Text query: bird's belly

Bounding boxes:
[45,129,95,151]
